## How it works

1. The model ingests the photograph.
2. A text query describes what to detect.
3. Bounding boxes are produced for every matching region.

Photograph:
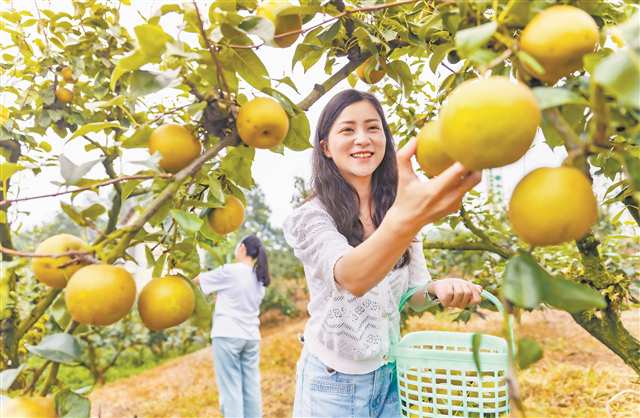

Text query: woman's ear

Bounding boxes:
[320,139,332,159]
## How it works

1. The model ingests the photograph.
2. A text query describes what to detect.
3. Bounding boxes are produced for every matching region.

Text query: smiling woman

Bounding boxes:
[283,89,483,418]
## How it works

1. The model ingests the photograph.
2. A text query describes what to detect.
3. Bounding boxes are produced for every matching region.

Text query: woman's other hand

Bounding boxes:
[427,278,482,309]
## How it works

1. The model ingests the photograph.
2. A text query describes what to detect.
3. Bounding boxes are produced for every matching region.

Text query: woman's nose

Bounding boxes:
[353,130,371,144]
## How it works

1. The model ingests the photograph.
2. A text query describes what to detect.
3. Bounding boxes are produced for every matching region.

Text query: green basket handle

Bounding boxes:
[398,287,516,354]
[399,288,503,313]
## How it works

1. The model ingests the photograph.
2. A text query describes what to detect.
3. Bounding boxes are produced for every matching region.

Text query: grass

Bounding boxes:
[87,309,639,417]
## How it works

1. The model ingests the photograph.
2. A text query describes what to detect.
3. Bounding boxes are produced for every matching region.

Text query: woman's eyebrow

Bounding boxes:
[336,118,380,125]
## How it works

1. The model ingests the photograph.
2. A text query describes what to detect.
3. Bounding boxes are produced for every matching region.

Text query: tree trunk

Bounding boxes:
[572,307,640,375]
[0,140,21,370]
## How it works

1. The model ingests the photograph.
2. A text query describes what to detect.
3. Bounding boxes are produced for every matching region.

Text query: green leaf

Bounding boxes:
[26,333,82,364]
[624,155,640,191]
[207,174,225,205]
[120,179,142,200]
[55,389,90,418]
[229,48,271,90]
[517,51,545,76]
[317,20,341,43]
[292,43,323,72]
[129,69,179,98]
[81,203,105,220]
[387,60,414,96]
[503,252,545,309]
[110,24,172,90]
[121,125,153,149]
[517,338,543,369]
[70,122,122,139]
[455,21,497,58]
[532,87,588,109]
[239,16,274,43]
[504,252,607,313]
[153,253,167,277]
[144,245,155,267]
[283,112,311,151]
[594,49,640,109]
[60,202,87,226]
[220,146,255,188]
[110,51,147,91]
[275,76,300,94]
[540,113,565,148]
[471,333,483,373]
[0,162,24,182]
[541,275,607,313]
[170,209,204,234]
[188,278,213,332]
[430,43,453,73]
[135,23,173,59]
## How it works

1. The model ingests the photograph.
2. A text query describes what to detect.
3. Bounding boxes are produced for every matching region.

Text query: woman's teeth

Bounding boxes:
[351,152,373,159]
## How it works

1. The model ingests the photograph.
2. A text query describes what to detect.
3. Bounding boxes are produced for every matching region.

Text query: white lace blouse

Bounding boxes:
[283,198,431,374]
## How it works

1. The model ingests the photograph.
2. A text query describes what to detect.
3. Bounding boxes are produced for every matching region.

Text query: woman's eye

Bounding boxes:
[369,126,380,131]
[341,128,353,133]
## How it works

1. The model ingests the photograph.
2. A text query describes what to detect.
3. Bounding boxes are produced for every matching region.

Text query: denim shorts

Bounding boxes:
[292,349,401,418]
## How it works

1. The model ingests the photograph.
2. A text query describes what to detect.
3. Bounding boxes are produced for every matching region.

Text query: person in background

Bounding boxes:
[194,234,270,418]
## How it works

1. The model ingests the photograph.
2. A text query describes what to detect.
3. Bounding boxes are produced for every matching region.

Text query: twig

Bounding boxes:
[590,83,609,147]
[192,1,230,96]
[0,174,172,208]
[104,136,237,264]
[480,48,512,74]
[219,0,420,50]
[0,246,91,259]
[422,239,513,259]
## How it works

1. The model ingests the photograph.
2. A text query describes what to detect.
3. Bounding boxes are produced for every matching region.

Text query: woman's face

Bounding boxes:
[321,100,386,185]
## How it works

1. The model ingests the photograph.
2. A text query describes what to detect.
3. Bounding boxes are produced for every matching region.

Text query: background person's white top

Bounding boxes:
[283,198,431,374]
[198,263,266,340]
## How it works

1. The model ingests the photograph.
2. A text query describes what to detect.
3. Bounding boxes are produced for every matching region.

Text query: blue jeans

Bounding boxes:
[212,337,262,418]
[293,349,401,418]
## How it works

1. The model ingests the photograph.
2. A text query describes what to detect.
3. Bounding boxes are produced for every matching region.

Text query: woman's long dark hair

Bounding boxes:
[241,234,271,287]
[311,89,410,268]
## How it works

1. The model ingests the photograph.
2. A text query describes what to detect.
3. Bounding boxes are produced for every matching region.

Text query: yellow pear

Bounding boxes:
[138,276,196,331]
[32,234,90,288]
[60,67,74,83]
[148,124,201,173]
[208,195,245,235]
[257,1,302,48]
[236,97,289,149]
[356,57,386,84]
[65,264,136,326]
[55,87,73,103]
[439,76,540,170]
[0,397,57,418]
[520,5,599,84]
[509,167,598,246]
[415,121,455,177]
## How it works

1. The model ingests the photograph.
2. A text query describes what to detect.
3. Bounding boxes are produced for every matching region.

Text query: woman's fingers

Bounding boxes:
[431,162,476,192]
[470,284,483,305]
[396,138,419,185]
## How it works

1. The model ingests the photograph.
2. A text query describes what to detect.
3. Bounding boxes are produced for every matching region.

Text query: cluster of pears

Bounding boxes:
[415,75,597,247]
[146,97,289,236]
[54,66,75,104]
[31,234,195,331]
